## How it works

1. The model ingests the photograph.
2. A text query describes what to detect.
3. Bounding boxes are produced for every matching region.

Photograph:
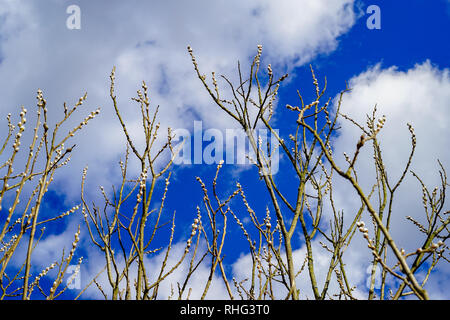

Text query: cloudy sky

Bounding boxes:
[0,0,449,299]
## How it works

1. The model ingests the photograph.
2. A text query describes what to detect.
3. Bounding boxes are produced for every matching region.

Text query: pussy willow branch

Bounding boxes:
[189,45,367,300]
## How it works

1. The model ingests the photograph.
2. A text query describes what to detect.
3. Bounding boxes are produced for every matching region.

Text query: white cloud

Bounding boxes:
[0,0,356,199]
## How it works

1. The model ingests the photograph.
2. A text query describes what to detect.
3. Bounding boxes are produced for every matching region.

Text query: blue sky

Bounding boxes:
[0,0,449,299]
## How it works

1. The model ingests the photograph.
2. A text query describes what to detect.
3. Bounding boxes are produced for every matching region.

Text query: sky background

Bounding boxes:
[0,0,449,299]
